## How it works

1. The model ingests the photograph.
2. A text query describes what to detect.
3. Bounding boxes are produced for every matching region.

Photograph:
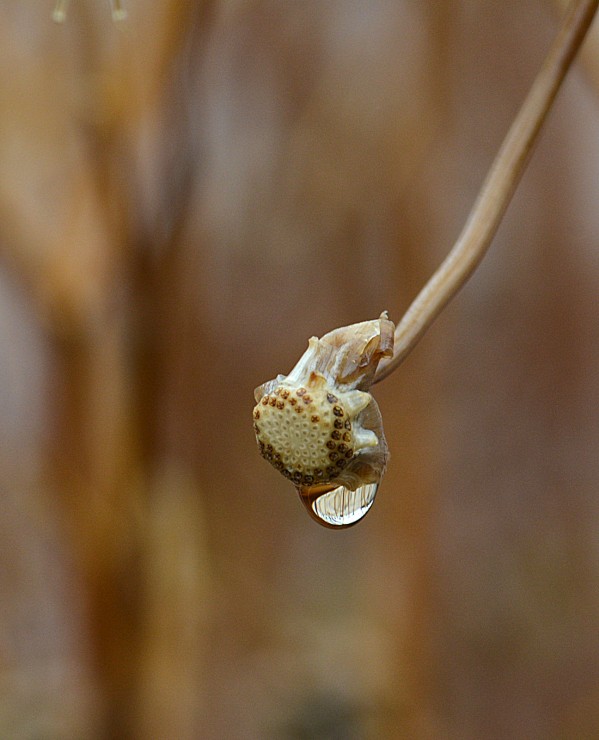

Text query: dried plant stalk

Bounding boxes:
[374,0,599,384]
[252,0,597,527]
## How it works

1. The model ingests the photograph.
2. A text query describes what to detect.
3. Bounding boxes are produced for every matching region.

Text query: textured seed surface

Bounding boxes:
[254,384,355,485]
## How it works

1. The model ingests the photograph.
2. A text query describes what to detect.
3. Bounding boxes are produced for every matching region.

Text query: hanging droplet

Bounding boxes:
[253,313,393,528]
[298,482,378,529]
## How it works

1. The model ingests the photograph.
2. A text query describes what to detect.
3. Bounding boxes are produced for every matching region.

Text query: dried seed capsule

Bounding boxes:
[253,313,394,528]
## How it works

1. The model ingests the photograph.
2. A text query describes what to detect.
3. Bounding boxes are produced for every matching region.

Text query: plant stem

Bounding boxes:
[374,0,599,384]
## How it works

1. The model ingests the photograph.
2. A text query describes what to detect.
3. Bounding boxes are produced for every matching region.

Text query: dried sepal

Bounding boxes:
[278,311,394,392]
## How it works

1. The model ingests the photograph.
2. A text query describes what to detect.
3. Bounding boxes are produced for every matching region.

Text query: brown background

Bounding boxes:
[1,1,598,738]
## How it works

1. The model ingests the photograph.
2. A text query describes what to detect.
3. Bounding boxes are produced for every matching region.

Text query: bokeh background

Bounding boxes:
[1,1,599,738]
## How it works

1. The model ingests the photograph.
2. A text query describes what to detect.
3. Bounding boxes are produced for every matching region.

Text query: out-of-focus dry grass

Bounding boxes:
[0,1,598,738]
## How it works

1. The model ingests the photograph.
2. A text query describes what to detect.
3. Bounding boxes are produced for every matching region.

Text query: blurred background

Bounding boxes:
[1,1,599,738]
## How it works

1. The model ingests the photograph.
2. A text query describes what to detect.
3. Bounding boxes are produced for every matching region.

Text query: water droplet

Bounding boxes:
[298,482,378,529]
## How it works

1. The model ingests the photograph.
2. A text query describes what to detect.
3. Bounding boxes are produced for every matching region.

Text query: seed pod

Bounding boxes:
[253,312,394,528]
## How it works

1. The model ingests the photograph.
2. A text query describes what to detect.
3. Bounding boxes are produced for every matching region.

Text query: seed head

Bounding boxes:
[253,313,394,525]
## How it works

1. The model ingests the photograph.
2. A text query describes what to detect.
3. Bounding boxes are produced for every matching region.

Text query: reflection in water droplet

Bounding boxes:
[298,482,378,529]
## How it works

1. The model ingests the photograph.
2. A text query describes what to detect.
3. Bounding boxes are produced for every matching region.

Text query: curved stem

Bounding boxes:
[374,0,598,384]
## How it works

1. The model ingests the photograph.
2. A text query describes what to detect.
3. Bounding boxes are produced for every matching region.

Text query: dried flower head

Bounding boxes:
[253,312,394,528]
